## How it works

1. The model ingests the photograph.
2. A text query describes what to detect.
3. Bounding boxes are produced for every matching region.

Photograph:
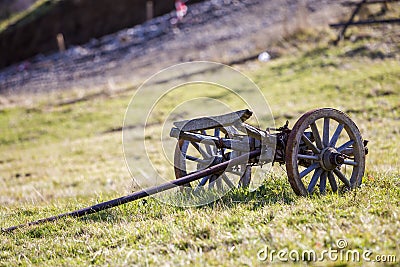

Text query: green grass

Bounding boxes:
[0,0,58,33]
[1,28,399,266]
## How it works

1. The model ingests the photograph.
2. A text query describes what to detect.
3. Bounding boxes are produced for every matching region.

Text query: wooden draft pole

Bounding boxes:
[2,149,261,233]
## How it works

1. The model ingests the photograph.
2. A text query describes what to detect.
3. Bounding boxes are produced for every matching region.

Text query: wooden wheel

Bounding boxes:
[174,127,252,191]
[285,108,366,196]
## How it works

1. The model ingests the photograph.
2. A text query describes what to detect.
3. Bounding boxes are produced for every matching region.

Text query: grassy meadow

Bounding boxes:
[0,27,399,266]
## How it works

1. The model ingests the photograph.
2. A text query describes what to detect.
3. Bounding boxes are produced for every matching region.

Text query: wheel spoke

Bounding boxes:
[185,155,210,164]
[327,171,338,192]
[307,168,323,193]
[215,176,223,190]
[201,130,213,156]
[239,165,251,187]
[221,173,235,188]
[195,175,210,191]
[298,154,319,161]
[343,160,358,166]
[337,140,354,152]
[329,123,344,147]
[214,128,220,137]
[302,134,320,154]
[190,141,210,159]
[226,169,243,176]
[333,168,351,188]
[208,174,218,190]
[319,171,327,194]
[341,148,354,156]
[310,122,323,150]
[214,128,220,154]
[300,162,319,179]
[178,141,189,158]
[323,118,330,147]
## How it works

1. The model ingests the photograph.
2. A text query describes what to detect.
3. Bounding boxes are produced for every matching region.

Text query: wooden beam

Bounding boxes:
[234,122,266,140]
[341,0,400,6]
[173,109,252,132]
[330,18,400,27]
[334,0,368,45]
[170,127,251,152]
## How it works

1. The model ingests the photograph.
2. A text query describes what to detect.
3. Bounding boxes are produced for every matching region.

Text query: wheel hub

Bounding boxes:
[320,147,344,171]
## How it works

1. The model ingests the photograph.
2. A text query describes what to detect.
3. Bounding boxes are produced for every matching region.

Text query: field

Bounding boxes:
[0,27,399,266]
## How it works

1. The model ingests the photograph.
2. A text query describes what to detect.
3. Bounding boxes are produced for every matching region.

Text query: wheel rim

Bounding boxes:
[286,108,365,196]
[174,127,251,191]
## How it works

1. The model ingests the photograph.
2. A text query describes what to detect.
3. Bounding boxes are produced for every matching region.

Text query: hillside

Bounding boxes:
[0,0,351,95]
[0,0,207,69]
[1,25,400,267]
[0,0,399,266]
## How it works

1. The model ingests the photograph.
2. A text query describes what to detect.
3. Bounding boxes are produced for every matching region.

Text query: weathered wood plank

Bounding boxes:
[234,122,266,140]
[173,109,252,132]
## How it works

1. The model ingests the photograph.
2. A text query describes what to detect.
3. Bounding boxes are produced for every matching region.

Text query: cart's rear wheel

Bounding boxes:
[285,108,366,196]
[174,127,251,191]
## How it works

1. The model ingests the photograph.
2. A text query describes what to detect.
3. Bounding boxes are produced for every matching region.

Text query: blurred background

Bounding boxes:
[0,0,376,95]
[0,0,399,207]
[0,3,399,264]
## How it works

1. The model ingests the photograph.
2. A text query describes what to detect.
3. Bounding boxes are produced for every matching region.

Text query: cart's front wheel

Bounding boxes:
[285,108,366,196]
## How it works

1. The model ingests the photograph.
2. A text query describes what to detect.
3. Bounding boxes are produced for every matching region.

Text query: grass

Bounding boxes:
[0,0,58,33]
[1,26,399,266]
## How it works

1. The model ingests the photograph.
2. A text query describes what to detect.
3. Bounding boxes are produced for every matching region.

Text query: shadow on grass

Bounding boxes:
[341,45,396,60]
[16,171,371,234]
[269,45,339,79]
[207,174,297,210]
[15,174,371,236]
[75,174,297,224]
[78,210,121,223]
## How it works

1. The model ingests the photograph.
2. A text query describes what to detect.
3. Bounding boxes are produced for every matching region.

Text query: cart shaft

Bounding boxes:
[2,149,261,233]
